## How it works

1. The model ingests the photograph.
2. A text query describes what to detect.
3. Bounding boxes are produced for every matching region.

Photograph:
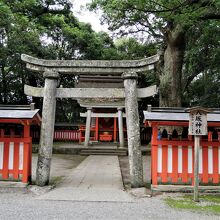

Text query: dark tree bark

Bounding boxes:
[159,24,186,107]
[1,65,7,104]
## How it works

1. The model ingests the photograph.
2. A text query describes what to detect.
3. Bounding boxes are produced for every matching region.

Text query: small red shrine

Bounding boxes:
[0,104,41,183]
[79,108,127,144]
[76,74,127,147]
[144,106,220,188]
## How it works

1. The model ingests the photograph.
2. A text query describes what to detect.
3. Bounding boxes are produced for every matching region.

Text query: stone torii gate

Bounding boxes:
[21,54,159,188]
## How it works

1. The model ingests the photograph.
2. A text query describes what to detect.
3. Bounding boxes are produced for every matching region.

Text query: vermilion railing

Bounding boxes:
[31,127,147,143]
[0,137,32,183]
[151,126,220,185]
[54,130,80,141]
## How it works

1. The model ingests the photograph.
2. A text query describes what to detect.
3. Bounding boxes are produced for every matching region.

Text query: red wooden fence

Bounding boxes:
[32,128,147,143]
[151,128,220,185]
[31,130,80,141]
[54,130,80,141]
[0,137,32,183]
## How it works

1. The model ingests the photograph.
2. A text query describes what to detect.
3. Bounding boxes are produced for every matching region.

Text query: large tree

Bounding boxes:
[0,0,72,104]
[0,0,157,122]
[89,0,220,107]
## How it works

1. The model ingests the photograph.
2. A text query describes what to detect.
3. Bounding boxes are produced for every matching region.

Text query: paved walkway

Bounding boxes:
[38,155,133,202]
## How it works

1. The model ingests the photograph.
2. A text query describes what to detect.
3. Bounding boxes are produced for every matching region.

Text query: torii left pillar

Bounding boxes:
[122,72,143,188]
[36,70,59,186]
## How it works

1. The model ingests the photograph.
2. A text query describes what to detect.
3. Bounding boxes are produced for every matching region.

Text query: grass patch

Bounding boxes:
[165,194,220,215]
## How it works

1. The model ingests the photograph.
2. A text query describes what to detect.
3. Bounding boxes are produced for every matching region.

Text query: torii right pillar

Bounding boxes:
[122,72,143,188]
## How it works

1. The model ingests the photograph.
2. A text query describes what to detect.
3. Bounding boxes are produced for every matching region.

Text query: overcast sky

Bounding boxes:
[70,0,109,32]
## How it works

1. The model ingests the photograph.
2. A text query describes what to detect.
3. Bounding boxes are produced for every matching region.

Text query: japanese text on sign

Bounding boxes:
[189,111,207,135]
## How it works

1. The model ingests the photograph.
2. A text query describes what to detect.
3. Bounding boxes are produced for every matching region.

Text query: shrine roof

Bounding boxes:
[143,107,220,122]
[0,105,40,120]
[0,109,39,119]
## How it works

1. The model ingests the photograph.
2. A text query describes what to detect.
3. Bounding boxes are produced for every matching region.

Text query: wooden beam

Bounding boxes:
[0,119,23,124]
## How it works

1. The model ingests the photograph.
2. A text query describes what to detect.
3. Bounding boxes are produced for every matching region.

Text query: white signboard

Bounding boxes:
[189,111,207,135]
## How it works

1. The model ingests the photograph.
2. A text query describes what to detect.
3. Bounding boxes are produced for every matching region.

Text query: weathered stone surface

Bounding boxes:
[80,112,126,118]
[22,54,159,68]
[84,108,92,147]
[76,74,124,89]
[28,184,55,196]
[137,85,158,98]
[128,187,151,198]
[36,156,51,186]
[78,99,125,108]
[21,53,158,190]
[58,88,125,99]
[43,70,59,79]
[21,54,159,74]
[122,72,143,188]
[24,85,43,97]
[36,72,58,186]
[24,85,157,99]
[117,108,124,148]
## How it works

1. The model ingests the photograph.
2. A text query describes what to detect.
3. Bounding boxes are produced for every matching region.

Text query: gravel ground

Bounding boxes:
[1,154,219,219]
[0,188,218,220]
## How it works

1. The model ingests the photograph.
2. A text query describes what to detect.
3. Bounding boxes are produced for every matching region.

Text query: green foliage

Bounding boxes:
[115,37,156,59]
[184,70,220,107]
[5,0,220,121]
[0,0,157,122]
[90,0,220,38]
[184,20,220,79]
[182,19,220,107]
[90,0,220,107]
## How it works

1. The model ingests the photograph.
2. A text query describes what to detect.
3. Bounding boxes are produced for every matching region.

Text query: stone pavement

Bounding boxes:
[38,155,134,202]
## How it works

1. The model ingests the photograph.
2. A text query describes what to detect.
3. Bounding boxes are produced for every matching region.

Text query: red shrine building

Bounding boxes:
[0,104,41,183]
[76,74,127,147]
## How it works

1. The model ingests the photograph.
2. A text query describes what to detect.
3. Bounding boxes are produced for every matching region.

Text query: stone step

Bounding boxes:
[80,149,127,156]
[81,148,127,152]
[80,152,127,156]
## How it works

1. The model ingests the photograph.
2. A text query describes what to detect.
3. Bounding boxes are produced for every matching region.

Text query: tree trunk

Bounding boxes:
[159,25,186,107]
[2,65,7,104]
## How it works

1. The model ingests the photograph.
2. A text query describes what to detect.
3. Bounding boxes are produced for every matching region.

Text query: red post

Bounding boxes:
[95,117,99,141]
[2,142,9,179]
[151,123,158,185]
[213,146,219,183]
[22,122,31,183]
[202,146,209,183]
[172,145,178,182]
[29,141,32,178]
[114,117,117,142]
[161,145,168,183]
[13,142,20,179]
[182,146,188,183]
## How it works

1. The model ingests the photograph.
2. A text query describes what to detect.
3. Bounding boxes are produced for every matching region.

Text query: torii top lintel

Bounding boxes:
[21,54,159,75]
